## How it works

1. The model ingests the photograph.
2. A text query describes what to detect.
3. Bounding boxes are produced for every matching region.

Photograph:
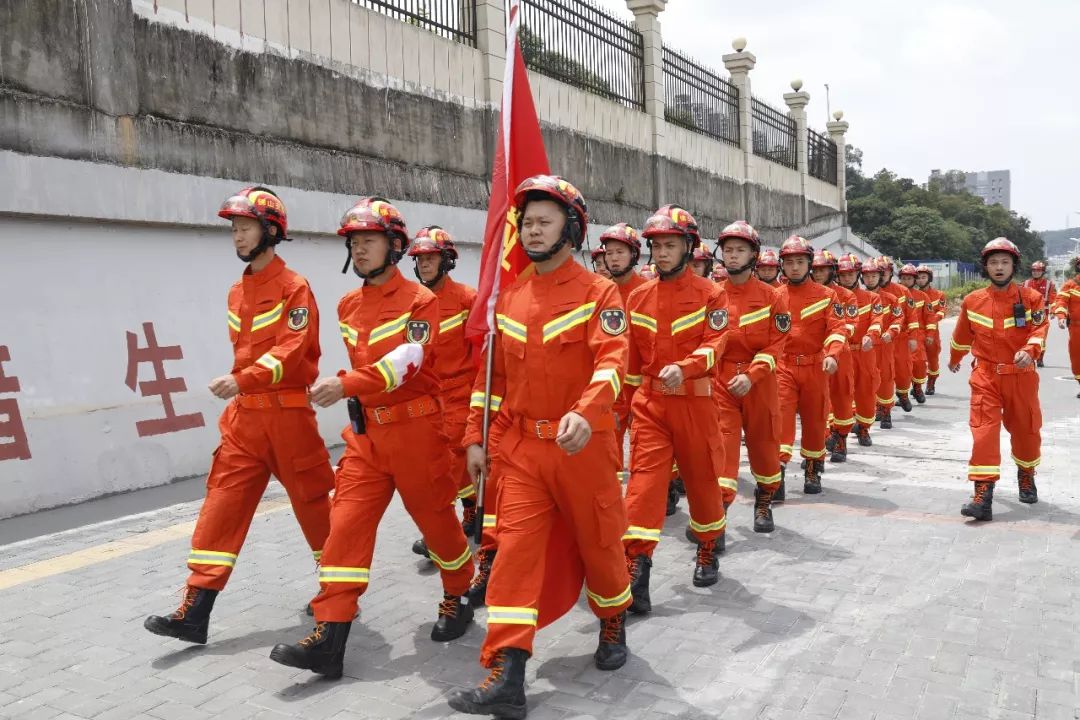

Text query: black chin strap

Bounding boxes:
[342,233,402,279]
[238,224,277,263]
[413,256,454,288]
[785,266,811,285]
[603,247,639,279]
[652,241,693,281]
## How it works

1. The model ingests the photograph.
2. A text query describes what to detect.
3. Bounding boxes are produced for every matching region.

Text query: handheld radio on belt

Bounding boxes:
[347,397,366,434]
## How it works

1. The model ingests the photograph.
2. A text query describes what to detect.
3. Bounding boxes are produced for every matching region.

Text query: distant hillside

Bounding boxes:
[1040,227,1080,256]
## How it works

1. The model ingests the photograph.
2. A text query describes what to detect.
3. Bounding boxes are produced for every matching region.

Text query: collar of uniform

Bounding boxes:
[533,256,583,287]
[659,266,695,289]
[434,275,458,298]
[724,274,758,295]
[244,254,286,286]
[362,265,405,297]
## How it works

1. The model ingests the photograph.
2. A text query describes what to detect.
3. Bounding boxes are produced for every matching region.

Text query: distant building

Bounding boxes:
[928,169,1011,210]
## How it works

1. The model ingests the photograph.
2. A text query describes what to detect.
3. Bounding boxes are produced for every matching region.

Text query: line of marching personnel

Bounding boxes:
[140,179,1058,720]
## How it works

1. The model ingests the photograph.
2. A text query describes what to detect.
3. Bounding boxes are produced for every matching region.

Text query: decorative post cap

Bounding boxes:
[732,37,747,52]
[625,0,668,15]
[783,90,811,112]
[833,110,844,121]
[790,78,803,91]
[827,117,850,137]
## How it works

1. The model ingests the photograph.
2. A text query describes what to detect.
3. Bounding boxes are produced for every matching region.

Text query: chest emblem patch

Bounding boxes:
[600,309,627,335]
[287,307,309,331]
[407,320,431,344]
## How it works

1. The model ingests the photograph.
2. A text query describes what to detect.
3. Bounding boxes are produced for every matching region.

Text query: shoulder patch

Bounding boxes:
[774,312,791,334]
[846,304,858,318]
[892,305,903,317]
[708,309,729,331]
[406,320,431,344]
[906,297,915,308]
[287,307,310,331]
[600,308,627,335]
[872,303,884,315]
[833,302,844,318]
[1031,309,1045,325]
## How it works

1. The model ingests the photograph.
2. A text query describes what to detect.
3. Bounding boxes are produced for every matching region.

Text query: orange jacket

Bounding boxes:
[883,281,918,339]
[613,272,647,420]
[828,283,858,340]
[875,287,903,338]
[1051,276,1080,320]
[777,281,848,359]
[720,277,788,383]
[920,286,947,333]
[1023,277,1058,306]
[228,255,322,393]
[949,284,1049,366]
[907,287,929,344]
[615,272,648,304]
[841,285,885,344]
[336,267,441,406]
[624,269,729,393]
[463,259,629,446]
[431,276,478,394]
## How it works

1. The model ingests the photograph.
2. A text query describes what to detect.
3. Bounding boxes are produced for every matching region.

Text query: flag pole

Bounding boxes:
[473,329,496,544]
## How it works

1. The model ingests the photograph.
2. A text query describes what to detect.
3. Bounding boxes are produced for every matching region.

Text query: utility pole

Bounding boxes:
[824,83,831,126]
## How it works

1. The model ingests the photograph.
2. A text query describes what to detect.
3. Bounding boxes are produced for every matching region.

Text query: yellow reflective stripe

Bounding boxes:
[469,391,503,412]
[800,298,831,319]
[967,310,993,329]
[1030,337,1044,347]
[339,321,359,347]
[456,485,476,499]
[543,302,596,343]
[591,368,622,397]
[228,310,241,333]
[692,347,715,370]
[915,300,925,308]
[907,322,921,330]
[950,340,972,351]
[739,306,771,327]
[857,305,872,316]
[832,417,856,427]
[967,465,1000,476]
[1011,455,1041,469]
[251,301,284,331]
[926,323,938,330]
[824,333,847,347]
[188,549,238,567]
[375,357,398,392]
[689,516,727,533]
[312,550,323,562]
[439,310,469,334]
[876,395,894,404]
[1003,312,1033,329]
[854,413,876,424]
[752,353,776,371]
[671,306,706,335]
[318,566,370,583]
[487,606,539,626]
[496,313,527,343]
[482,514,497,528]
[867,324,882,333]
[802,448,827,459]
[369,311,411,344]
[779,444,793,456]
[752,470,782,484]
[622,526,661,542]
[630,312,658,332]
[625,374,643,387]
[428,547,472,571]
[717,476,738,491]
[255,353,283,384]
[586,583,631,608]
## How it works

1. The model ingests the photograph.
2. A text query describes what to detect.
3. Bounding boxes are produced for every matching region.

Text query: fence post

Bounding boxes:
[475,0,506,106]
[783,80,811,226]
[626,0,668,208]
[722,39,756,222]
[827,111,850,216]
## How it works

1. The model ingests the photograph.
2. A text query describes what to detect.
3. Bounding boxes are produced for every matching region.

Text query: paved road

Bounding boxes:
[0,319,1077,720]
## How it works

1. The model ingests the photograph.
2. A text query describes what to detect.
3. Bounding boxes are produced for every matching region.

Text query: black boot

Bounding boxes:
[447,647,528,719]
[144,586,218,644]
[875,405,883,422]
[627,555,651,615]
[692,540,720,588]
[685,525,726,553]
[913,383,926,404]
[804,459,822,494]
[772,467,786,504]
[961,481,994,521]
[594,612,628,670]
[825,430,838,453]
[431,593,474,641]
[830,434,848,463]
[666,480,679,516]
[880,408,893,429]
[1018,468,1038,504]
[897,392,913,412]
[412,538,430,558]
[753,486,775,533]
[466,548,495,606]
[1036,357,1044,368]
[269,621,352,679]
[926,376,937,395]
[460,499,478,537]
[856,425,872,447]
[674,476,686,495]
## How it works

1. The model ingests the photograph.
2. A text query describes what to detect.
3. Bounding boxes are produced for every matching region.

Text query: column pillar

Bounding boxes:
[722,38,756,221]
[474,0,506,106]
[783,80,810,226]
[627,0,668,207]
[827,111,850,216]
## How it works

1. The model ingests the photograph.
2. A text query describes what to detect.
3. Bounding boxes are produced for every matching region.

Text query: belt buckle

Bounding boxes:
[372,406,392,425]
[660,382,677,395]
[534,419,553,439]
[995,363,1006,374]
[253,394,267,409]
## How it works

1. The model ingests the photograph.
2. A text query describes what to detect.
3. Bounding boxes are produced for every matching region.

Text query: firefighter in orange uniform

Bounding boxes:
[871,259,902,428]
[689,240,715,278]
[144,187,333,645]
[591,245,611,279]
[1051,256,1080,396]
[836,255,885,447]
[755,249,782,287]
[812,251,857,462]
[269,197,475,679]
[406,227,480,560]
[897,264,931,404]
[949,238,1048,521]
[714,221,787,528]
[776,237,847,494]
[448,177,632,720]
[881,258,921,412]
[916,265,946,393]
[1024,260,1056,367]
[620,205,730,614]
[712,264,729,283]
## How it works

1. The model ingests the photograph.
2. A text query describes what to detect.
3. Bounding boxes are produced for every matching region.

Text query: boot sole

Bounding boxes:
[960,509,992,521]
[268,646,343,679]
[693,575,719,588]
[628,601,651,615]
[1018,497,1038,504]
[753,523,774,533]
[431,617,474,642]
[448,693,527,719]
[594,650,628,671]
[143,617,207,644]
[803,486,822,495]
[830,454,847,463]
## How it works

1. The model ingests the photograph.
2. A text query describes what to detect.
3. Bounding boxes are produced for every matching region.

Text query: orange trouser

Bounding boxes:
[828,348,856,436]
[852,344,880,428]
[187,397,333,591]
[481,422,630,664]
[477,413,511,552]
[912,340,928,387]
[716,361,782,504]
[926,333,941,378]
[966,363,1041,482]
[876,341,896,410]
[623,390,726,558]
[442,382,476,502]
[778,355,829,464]
[893,335,913,395]
[311,407,473,622]
[1069,325,1080,380]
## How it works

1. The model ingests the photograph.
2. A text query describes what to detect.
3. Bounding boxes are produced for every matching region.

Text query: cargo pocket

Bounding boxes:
[968,394,999,429]
[293,448,334,500]
[594,485,628,549]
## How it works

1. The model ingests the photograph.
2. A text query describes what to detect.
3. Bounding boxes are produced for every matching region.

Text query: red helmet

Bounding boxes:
[899,263,918,277]
[916,264,933,279]
[219,186,289,238]
[711,264,729,281]
[590,245,605,261]
[836,254,860,273]
[338,197,409,246]
[717,220,760,253]
[811,250,833,268]
[642,204,701,249]
[778,235,814,259]
[878,256,896,272]
[692,240,714,262]
[981,237,1020,262]
[599,222,642,252]
[757,248,779,267]
[640,264,659,280]
[514,175,589,245]
[1030,261,1047,272]
[407,226,458,259]
[861,257,882,274]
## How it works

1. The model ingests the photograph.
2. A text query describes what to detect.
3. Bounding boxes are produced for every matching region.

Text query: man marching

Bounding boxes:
[144,186,333,645]
[755,249,782,287]
[270,197,475,679]
[881,258,921,412]
[950,238,1048,520]
[1051,256,1080,396]
[776,237,847,494]
[448,176,632,720]
[1024,261,1056,367]
[836,255,885,447]
[871,259,902,428]
[591,245,611,279]
[916,265,946,393]
[898,264,931,404]
[812,251,857,462]
[621,204,730,613]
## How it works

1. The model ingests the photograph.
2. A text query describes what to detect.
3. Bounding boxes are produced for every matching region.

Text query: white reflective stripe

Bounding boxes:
[369,312,411,344]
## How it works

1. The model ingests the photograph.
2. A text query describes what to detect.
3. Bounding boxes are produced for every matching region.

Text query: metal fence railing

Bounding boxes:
[517,0,645,110]
[662,47,740,147]
[751,96,797,169]
[352,0,477,47]
[807,128,838,185]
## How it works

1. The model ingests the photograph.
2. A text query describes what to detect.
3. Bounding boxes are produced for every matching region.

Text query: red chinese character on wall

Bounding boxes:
[125,322,205,438]
[0,345,31,461]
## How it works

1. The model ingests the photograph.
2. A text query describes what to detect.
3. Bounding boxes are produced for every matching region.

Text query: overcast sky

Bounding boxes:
[592,0,1080,231]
